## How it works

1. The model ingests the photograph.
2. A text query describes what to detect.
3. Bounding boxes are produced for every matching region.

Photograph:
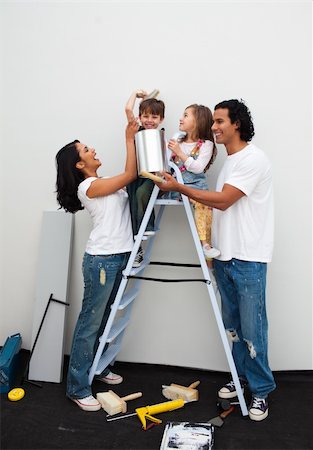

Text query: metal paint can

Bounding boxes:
[135,129,168,176]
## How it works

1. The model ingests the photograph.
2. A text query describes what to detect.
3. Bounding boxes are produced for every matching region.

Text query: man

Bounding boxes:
[155,99,276,421]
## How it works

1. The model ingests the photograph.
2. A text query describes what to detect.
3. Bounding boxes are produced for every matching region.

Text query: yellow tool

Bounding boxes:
[136,398,185,430]
[106,398,186,430]
[8,388,25,401]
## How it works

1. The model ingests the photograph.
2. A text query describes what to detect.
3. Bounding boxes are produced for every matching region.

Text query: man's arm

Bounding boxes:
[155,172,245,210]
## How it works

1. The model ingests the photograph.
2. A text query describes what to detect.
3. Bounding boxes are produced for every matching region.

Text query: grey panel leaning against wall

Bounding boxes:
[28,211,73,383]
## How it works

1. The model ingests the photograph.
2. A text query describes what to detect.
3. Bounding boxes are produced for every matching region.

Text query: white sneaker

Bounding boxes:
[97,371,123,385]
[203,245,220,259]
[248,396,269,421]
[72,395,101,411]
[218,380,246,399]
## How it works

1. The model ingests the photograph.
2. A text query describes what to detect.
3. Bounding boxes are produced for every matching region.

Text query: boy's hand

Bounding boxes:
[154,172,180,192]
[136,90,147,98]
[126,119,139,140]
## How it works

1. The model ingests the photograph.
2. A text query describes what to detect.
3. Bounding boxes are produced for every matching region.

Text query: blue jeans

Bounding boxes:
[66,252,130,399]
[214,258,276,399]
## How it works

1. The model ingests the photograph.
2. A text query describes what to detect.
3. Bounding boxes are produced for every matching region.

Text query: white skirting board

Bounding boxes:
[28,211,73,383]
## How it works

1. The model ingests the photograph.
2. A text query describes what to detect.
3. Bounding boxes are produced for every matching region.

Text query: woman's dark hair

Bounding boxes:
[55,140,85,213]
[214,99,255,142]
[183,104,217,172]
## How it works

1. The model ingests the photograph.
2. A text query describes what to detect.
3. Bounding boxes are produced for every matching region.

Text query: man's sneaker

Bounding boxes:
[71,395,101,411]
[218,379,247,399]
[97,371,123,385]
[248,396,269,421]
[133,247,144,268]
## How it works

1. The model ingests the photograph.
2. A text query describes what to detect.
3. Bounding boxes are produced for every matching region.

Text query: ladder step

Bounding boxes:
[135,234,148,241]
[118,287,139,310]
[107,316,130,343]
[93,343,120,376]
[134,229,159,241]
[155,199,182,205]
[128,261,149,276]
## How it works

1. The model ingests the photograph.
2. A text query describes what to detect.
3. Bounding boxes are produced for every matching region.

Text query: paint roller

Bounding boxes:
[139,171,165,183]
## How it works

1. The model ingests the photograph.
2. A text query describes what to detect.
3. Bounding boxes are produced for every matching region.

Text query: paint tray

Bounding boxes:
[160,421,214,449]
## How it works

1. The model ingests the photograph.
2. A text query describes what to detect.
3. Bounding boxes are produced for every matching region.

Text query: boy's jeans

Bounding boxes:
[66,252,129,399]
[214,258,276,398]
[127,177,155,235]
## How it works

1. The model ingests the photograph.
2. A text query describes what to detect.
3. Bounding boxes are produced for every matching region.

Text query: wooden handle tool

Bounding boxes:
[97,390,142,416]
[140,171,164,183]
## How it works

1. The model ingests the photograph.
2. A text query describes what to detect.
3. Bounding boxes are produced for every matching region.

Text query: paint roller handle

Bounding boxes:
[145,89,160,99]
[146,398,185,415]
[140,171,164,183]
[188,381,200,389]
[121,392,143,402]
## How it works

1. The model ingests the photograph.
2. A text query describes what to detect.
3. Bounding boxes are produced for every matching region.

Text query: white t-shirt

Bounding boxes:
[212,143,274,263]
[78,177,134,255]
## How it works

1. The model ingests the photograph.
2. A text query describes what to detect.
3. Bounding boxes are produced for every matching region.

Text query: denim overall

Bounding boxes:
[169,151,207,199]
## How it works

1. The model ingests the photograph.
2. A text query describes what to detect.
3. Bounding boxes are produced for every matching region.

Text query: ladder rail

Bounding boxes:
[88,276,128,383]
[173,165,248,415]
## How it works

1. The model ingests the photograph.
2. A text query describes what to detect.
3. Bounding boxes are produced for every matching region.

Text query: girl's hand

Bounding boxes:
[168,139,182,157]
[126,119,139,140]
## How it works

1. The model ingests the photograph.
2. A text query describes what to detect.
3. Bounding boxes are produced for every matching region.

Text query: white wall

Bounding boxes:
[1,1,312,371]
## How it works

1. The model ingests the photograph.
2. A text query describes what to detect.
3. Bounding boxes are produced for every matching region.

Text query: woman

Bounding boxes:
[55,119,139,411]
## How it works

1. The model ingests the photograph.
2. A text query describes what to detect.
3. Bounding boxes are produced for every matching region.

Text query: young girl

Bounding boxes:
[168,104,220,261]
[55,119,139,411]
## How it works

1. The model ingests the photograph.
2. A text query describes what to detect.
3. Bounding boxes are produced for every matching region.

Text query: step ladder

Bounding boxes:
[88,161,248,417]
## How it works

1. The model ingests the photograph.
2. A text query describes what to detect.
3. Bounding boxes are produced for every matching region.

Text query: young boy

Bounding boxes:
[125,90,165,267]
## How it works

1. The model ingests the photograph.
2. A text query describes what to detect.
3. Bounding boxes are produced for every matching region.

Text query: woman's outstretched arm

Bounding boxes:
[87,119,139,198]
